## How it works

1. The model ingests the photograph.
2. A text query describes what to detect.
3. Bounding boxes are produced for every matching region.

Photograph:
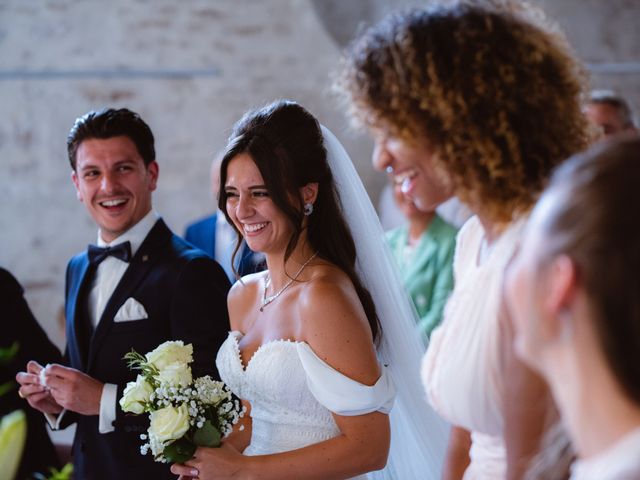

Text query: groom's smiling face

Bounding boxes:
[72,135,158,243]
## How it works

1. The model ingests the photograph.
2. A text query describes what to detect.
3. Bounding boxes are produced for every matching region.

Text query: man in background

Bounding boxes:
[585,89,637,138]
[2,267,62,478]
[184,154,263,281]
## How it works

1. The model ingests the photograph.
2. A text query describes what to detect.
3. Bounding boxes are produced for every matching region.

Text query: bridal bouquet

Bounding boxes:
[119,340,244,463]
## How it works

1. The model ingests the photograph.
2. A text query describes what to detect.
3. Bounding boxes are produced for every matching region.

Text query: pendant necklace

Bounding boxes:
[260,252,318,312]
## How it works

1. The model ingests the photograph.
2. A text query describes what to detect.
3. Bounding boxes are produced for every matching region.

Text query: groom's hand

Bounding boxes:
[44,364,104,416]
[15,361,63,415]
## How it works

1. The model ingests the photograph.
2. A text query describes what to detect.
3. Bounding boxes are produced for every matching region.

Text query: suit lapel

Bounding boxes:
[86,220,172,371]
[66,255,93,371]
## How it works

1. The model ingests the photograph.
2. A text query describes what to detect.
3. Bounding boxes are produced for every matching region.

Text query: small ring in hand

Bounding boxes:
[18,390,28,399]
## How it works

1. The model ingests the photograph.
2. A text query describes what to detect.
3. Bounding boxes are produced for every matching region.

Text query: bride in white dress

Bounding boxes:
[171,100,448,479]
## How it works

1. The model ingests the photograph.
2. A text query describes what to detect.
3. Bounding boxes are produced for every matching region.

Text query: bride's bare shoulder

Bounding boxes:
[227,271,267,328]
[298,263,371,341]
[297,263,379,382]
[228,271,266,300]
[303,264,354,298]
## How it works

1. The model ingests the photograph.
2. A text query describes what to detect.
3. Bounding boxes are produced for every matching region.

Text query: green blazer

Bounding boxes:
[386,215,457,339]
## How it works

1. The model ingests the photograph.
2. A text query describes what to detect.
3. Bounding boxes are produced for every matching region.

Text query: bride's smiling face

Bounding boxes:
[224,153,294,255]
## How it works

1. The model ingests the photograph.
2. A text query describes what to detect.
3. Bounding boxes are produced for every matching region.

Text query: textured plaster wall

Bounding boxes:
[313,0,640,114]
[536,0,640,116]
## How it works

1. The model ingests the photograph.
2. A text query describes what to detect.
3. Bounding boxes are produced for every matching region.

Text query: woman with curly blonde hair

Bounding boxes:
[338,1,590,478]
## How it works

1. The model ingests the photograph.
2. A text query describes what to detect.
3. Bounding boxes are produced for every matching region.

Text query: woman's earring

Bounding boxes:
[304,203,314,216]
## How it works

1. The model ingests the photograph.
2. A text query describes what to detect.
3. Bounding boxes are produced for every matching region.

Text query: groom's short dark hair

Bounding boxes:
[67,107,156,170]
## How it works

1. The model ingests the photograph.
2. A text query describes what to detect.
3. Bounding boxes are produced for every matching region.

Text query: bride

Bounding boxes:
[171,100,448,479]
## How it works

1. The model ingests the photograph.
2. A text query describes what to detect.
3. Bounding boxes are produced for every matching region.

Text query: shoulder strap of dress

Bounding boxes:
[296,343,396,416]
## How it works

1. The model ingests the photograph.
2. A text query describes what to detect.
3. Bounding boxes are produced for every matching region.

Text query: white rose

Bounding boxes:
[119,375,154,414]
[155,362,192,387]
[145,341,193,370]
[148,404,190,444]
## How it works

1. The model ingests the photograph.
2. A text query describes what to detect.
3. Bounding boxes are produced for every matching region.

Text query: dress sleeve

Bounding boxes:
[296,343,396,416]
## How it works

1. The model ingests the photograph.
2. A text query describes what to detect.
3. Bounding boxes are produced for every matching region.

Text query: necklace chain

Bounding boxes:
[260,252,318,312]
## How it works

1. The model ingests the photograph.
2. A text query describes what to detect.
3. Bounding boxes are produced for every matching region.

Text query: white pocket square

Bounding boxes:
[114,297,148,322]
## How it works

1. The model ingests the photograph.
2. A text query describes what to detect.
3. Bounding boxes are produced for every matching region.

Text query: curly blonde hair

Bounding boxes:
[337,1,590,223]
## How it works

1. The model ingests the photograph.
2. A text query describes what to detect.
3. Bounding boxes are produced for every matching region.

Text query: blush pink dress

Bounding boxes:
[570,428,640,480]
[422,215,525,479]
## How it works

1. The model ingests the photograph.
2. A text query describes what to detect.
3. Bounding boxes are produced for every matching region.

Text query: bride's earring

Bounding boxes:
[304,203,314,216]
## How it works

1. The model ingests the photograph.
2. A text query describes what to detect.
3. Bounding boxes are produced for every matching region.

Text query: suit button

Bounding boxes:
[124,426,131,433]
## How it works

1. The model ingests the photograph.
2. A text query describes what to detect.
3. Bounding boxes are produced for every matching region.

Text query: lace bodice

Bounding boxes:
[217,330,341,455]
[216,331,394,478]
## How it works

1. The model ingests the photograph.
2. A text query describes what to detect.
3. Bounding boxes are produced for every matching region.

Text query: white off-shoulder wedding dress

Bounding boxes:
[216,331,395,480]
[210,126,450,479]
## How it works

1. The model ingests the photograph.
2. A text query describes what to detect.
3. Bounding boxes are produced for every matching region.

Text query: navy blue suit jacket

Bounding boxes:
[184,213,263,279]
[63,219,230,480]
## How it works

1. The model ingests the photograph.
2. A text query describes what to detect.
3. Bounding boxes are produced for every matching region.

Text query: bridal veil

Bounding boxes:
[321,125,449,479]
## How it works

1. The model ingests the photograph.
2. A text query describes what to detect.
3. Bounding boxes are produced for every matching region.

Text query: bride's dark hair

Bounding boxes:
[219,100,381,342]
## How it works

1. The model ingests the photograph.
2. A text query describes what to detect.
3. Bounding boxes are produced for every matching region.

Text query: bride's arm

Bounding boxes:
[176,411,389,480]
[172,273,391,480]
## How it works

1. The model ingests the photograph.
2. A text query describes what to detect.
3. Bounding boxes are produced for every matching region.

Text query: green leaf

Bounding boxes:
[163,438,197,463]
[123,349,147,370]
[122,349,158,385]
[192,420,221,447]
[48,462,74,480]
[0,381,15,397]
[0,342,19,365]
[0,410,27,480]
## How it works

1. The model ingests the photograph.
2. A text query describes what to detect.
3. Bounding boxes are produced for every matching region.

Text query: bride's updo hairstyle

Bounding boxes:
[219,100,381,342]
[538,135,640,404]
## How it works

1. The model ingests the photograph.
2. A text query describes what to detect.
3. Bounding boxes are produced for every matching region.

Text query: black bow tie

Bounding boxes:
[87,241,132,266]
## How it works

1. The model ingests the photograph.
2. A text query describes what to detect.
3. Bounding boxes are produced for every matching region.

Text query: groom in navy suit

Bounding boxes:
[17,108,230,480]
